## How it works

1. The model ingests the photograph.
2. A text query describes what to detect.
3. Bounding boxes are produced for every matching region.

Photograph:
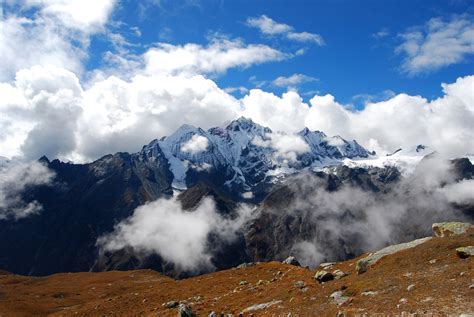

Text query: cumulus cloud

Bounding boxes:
[0,161,55,220]
[272,73,318,88]
[1,66,473,162]
[246,15,324,45]
[396,16,474,75]
[0,0,116,81]
[0,66,83,160]
[97,196,253,272]
[181,135,209,154]
[242,90,309,133]
[25,0,116,34]
[241,76,474,157]
[144,37,289,76]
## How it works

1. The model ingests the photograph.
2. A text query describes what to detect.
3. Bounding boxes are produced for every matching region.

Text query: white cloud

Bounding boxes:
[77,73,240,161]
[246,15,292,35]
[97,196,253,272]
[0,66,83,160]
[438,179,474,205]
[0,161,55,220]
[181,135,209,154]
[372,27,390,39]
[26,0,116,34]
[253,132,310,163]
[287,31,325,45]
[272,73,318,87]
[247,15,324,45]
[396,16,474,75]
[0,0,116,81]
[241,90,310,133]
[241,76,474,157]
[144,37,289,76]
[270,133,310,162]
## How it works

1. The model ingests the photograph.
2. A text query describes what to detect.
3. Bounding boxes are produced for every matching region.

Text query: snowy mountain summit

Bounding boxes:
[136,117,371,196]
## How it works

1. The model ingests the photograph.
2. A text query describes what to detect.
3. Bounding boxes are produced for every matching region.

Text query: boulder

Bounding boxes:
[356,237,432,274]
[178,303,196,317]
[432,222,472,237]
[456,246,474,259]
[314,270,334,282]
[282,256,301,266]
[329,291,351,306]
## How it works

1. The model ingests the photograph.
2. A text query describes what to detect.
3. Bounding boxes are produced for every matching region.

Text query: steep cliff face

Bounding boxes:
[0,152,174,276]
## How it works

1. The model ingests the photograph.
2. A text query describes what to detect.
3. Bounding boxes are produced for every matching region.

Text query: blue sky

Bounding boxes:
[0,0,473,161]
[86,0,474,106]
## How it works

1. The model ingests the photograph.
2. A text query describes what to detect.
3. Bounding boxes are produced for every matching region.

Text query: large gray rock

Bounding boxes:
[282,256,301,266]
[432,222,472,237]
[314,270,334,282]
[178,303,196,317]
[456,246,474,258]
[356,237,432,274]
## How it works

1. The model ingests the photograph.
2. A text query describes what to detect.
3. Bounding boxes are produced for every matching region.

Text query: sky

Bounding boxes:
[0,0,473,162]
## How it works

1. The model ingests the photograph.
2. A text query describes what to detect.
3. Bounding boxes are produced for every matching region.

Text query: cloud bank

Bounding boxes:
[97,196,253,272]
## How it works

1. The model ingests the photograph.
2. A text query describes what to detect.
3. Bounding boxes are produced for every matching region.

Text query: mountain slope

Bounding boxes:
[0,223,472,316]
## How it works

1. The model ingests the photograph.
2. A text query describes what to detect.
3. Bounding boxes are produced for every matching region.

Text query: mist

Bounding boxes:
[0,161,55,220]
[271,156,473,267]
[97,196,254,272]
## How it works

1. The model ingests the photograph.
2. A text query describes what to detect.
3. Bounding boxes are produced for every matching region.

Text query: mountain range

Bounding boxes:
[0,117,472,278]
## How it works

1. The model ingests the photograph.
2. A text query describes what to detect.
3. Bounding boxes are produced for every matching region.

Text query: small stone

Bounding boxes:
[469,284,474,289]
[314,270,334,283]
[237,262,255,269]
[208,312,217,317]
[361,291,378,296]
[456,246,474,258]
[178,303,196,317]
[407,284,415,291]
[239,280,248,286]
[399,298,408,304]
[460,272,466,276]
[301,287,309,292]
[294,281,305,289]
[429,259,437,264]
[282,256,301,266]
[319,262,336,270]
[163,300,179,309]
[329,291,351,306]
[256,279,266,285]
[333,269,348,280]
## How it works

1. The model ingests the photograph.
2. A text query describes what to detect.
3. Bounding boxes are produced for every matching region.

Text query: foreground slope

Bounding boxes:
[0,224,472,316]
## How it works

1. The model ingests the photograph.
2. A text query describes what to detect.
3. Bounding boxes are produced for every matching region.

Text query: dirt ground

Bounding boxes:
[0,229,472,317]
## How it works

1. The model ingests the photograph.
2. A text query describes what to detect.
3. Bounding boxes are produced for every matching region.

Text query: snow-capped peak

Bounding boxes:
[137,118,372,191]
